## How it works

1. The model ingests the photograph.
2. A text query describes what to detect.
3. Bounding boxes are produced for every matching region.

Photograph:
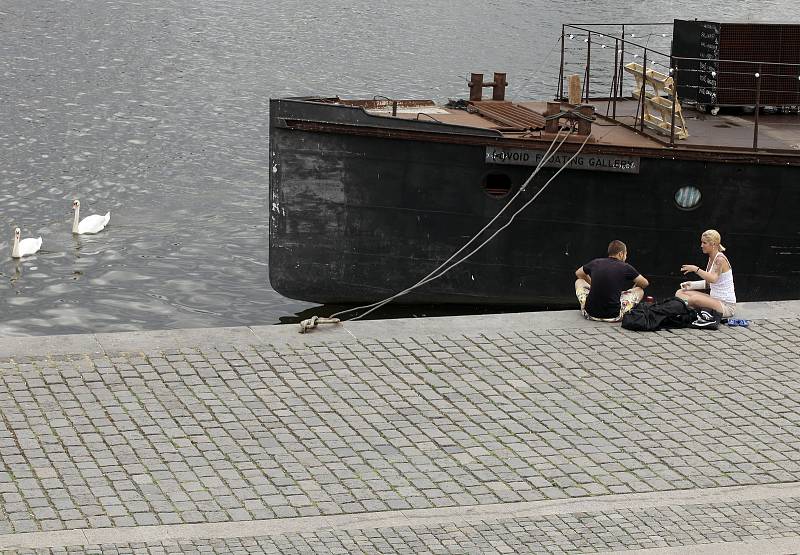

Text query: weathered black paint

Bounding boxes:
[269,98,800,307]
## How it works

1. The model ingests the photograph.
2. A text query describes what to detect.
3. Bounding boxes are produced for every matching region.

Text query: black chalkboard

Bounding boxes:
[671,19,721,105]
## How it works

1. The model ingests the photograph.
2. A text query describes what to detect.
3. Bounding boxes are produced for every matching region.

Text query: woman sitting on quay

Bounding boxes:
[676,229,736,318]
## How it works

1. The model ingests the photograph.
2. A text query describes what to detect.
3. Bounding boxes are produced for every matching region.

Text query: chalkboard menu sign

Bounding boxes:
[672,19,721,105]
[671,20,800,106]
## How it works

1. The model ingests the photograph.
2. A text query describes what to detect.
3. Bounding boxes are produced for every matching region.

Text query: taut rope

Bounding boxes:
[298,120,592,332]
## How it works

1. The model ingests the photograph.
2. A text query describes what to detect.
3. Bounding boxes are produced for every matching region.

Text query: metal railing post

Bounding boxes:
[670,65,677,146]
[796,69,800,106]
[611,38,620,119]
[639,50,647,131]
[619,25,626,97]
[558,24,565,100]
[584,32,592,102]
[753,65,761,150]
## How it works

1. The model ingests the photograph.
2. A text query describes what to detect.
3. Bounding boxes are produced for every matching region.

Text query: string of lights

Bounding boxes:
[561,39,800,81]
[565,32,671,41]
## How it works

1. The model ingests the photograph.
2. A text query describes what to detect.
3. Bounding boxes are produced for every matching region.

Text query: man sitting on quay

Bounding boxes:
[575,240,650,322]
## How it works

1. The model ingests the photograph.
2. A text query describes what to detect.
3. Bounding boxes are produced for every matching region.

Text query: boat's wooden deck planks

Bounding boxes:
[361,97,800,154]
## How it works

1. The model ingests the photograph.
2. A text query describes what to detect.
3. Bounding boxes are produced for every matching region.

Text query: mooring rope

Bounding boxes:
[337,132,593,323]
[298,315,341,334]
[298,128,571,333]
[299,121,592,332]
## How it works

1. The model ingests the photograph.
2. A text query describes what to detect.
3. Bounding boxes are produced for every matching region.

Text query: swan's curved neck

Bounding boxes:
[11,234,19,258]
[72,205,80,233]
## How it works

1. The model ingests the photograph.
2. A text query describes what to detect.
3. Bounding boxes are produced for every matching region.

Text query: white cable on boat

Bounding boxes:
[344,132,593,322]
[323,128,572,326]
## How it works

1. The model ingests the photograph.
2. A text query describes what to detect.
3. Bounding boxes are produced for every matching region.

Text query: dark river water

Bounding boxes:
[0,0,793,335]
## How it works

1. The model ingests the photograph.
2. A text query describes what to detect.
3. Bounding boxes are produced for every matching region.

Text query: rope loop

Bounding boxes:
[298,316,341,334]
[544,105,596,122]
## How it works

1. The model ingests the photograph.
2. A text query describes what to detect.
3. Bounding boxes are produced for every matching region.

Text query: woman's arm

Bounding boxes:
[697,265,719,283]
[703,255,728,283]
[680,280,707,290]
[681,256,724,283]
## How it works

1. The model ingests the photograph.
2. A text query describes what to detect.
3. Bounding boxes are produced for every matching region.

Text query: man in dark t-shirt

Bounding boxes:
[575,240,649,321]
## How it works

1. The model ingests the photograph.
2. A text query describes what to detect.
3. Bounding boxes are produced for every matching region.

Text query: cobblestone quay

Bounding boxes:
[1,301,799,553]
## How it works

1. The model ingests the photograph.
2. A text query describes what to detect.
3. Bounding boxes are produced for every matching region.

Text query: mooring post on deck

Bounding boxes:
[468,72,507,101]
[545,101,561,134]
[577,105,594,136]
[469,73,484,101]
[492,72,508,101]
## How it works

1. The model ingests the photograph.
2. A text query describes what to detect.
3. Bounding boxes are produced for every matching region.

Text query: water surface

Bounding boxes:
[0,0,792,335]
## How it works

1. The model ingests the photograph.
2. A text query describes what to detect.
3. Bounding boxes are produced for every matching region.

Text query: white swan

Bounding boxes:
[11,227,42,258]
[72,199,110,234]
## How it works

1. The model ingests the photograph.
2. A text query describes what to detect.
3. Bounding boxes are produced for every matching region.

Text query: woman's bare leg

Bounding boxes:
[677,290,724,314]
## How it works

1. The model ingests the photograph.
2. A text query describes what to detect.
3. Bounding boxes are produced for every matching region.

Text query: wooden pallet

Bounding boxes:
[625,62,688,139]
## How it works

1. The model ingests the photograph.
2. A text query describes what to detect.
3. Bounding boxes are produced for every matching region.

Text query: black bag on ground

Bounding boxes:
[621,297,697,331]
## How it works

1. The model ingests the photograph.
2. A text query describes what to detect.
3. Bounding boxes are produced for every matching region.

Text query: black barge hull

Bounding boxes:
[269,98,800,306]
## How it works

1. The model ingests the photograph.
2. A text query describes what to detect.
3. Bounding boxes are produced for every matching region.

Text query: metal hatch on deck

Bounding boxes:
[466,72,546,131]
[468,101,546,131]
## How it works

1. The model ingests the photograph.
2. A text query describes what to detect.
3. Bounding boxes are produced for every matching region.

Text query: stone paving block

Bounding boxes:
[0,320,799,540]
[10,497,800,554]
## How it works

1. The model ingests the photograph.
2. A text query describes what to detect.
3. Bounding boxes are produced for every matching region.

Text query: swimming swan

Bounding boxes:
[11,227,42,258]
[72,199,110,234]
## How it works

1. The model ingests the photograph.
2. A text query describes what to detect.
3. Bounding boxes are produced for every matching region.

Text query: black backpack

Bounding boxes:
[621,297,697,332]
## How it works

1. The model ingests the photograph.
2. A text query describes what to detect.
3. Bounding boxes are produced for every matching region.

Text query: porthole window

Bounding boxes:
[675,185,702,210]
[482,173,512,198]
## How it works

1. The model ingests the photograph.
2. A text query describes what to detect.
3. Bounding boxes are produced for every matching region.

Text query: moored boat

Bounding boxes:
[269,20,800,308]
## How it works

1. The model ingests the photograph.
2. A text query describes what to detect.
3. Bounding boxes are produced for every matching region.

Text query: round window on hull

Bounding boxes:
[483,173,512,198]
[675,185,702,210]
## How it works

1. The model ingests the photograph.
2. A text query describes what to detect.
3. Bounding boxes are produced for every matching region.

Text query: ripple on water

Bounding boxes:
[0,0,792,335]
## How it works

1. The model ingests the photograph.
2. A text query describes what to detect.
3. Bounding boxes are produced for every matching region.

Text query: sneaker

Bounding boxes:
[691,309,720,329]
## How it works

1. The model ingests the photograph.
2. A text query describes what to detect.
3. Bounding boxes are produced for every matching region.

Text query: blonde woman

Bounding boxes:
[676,229,736,318]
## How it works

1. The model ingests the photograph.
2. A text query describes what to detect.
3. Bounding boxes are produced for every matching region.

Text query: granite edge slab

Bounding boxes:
[0,300,797,358]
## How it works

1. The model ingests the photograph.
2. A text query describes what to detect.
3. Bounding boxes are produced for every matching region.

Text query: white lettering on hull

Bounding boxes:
[486,148,640,174]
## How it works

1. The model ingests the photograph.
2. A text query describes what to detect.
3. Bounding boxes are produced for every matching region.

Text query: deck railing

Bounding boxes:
[557,23,800,151]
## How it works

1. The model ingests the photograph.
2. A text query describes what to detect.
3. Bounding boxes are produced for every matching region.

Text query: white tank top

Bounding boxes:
[708,252,736,303]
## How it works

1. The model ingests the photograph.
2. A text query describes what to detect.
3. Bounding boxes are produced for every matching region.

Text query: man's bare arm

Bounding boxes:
[633,274,649,289]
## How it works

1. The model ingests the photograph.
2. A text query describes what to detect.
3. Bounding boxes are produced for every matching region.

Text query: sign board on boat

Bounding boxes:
[672,20,721,106]
[485,147,640,174]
